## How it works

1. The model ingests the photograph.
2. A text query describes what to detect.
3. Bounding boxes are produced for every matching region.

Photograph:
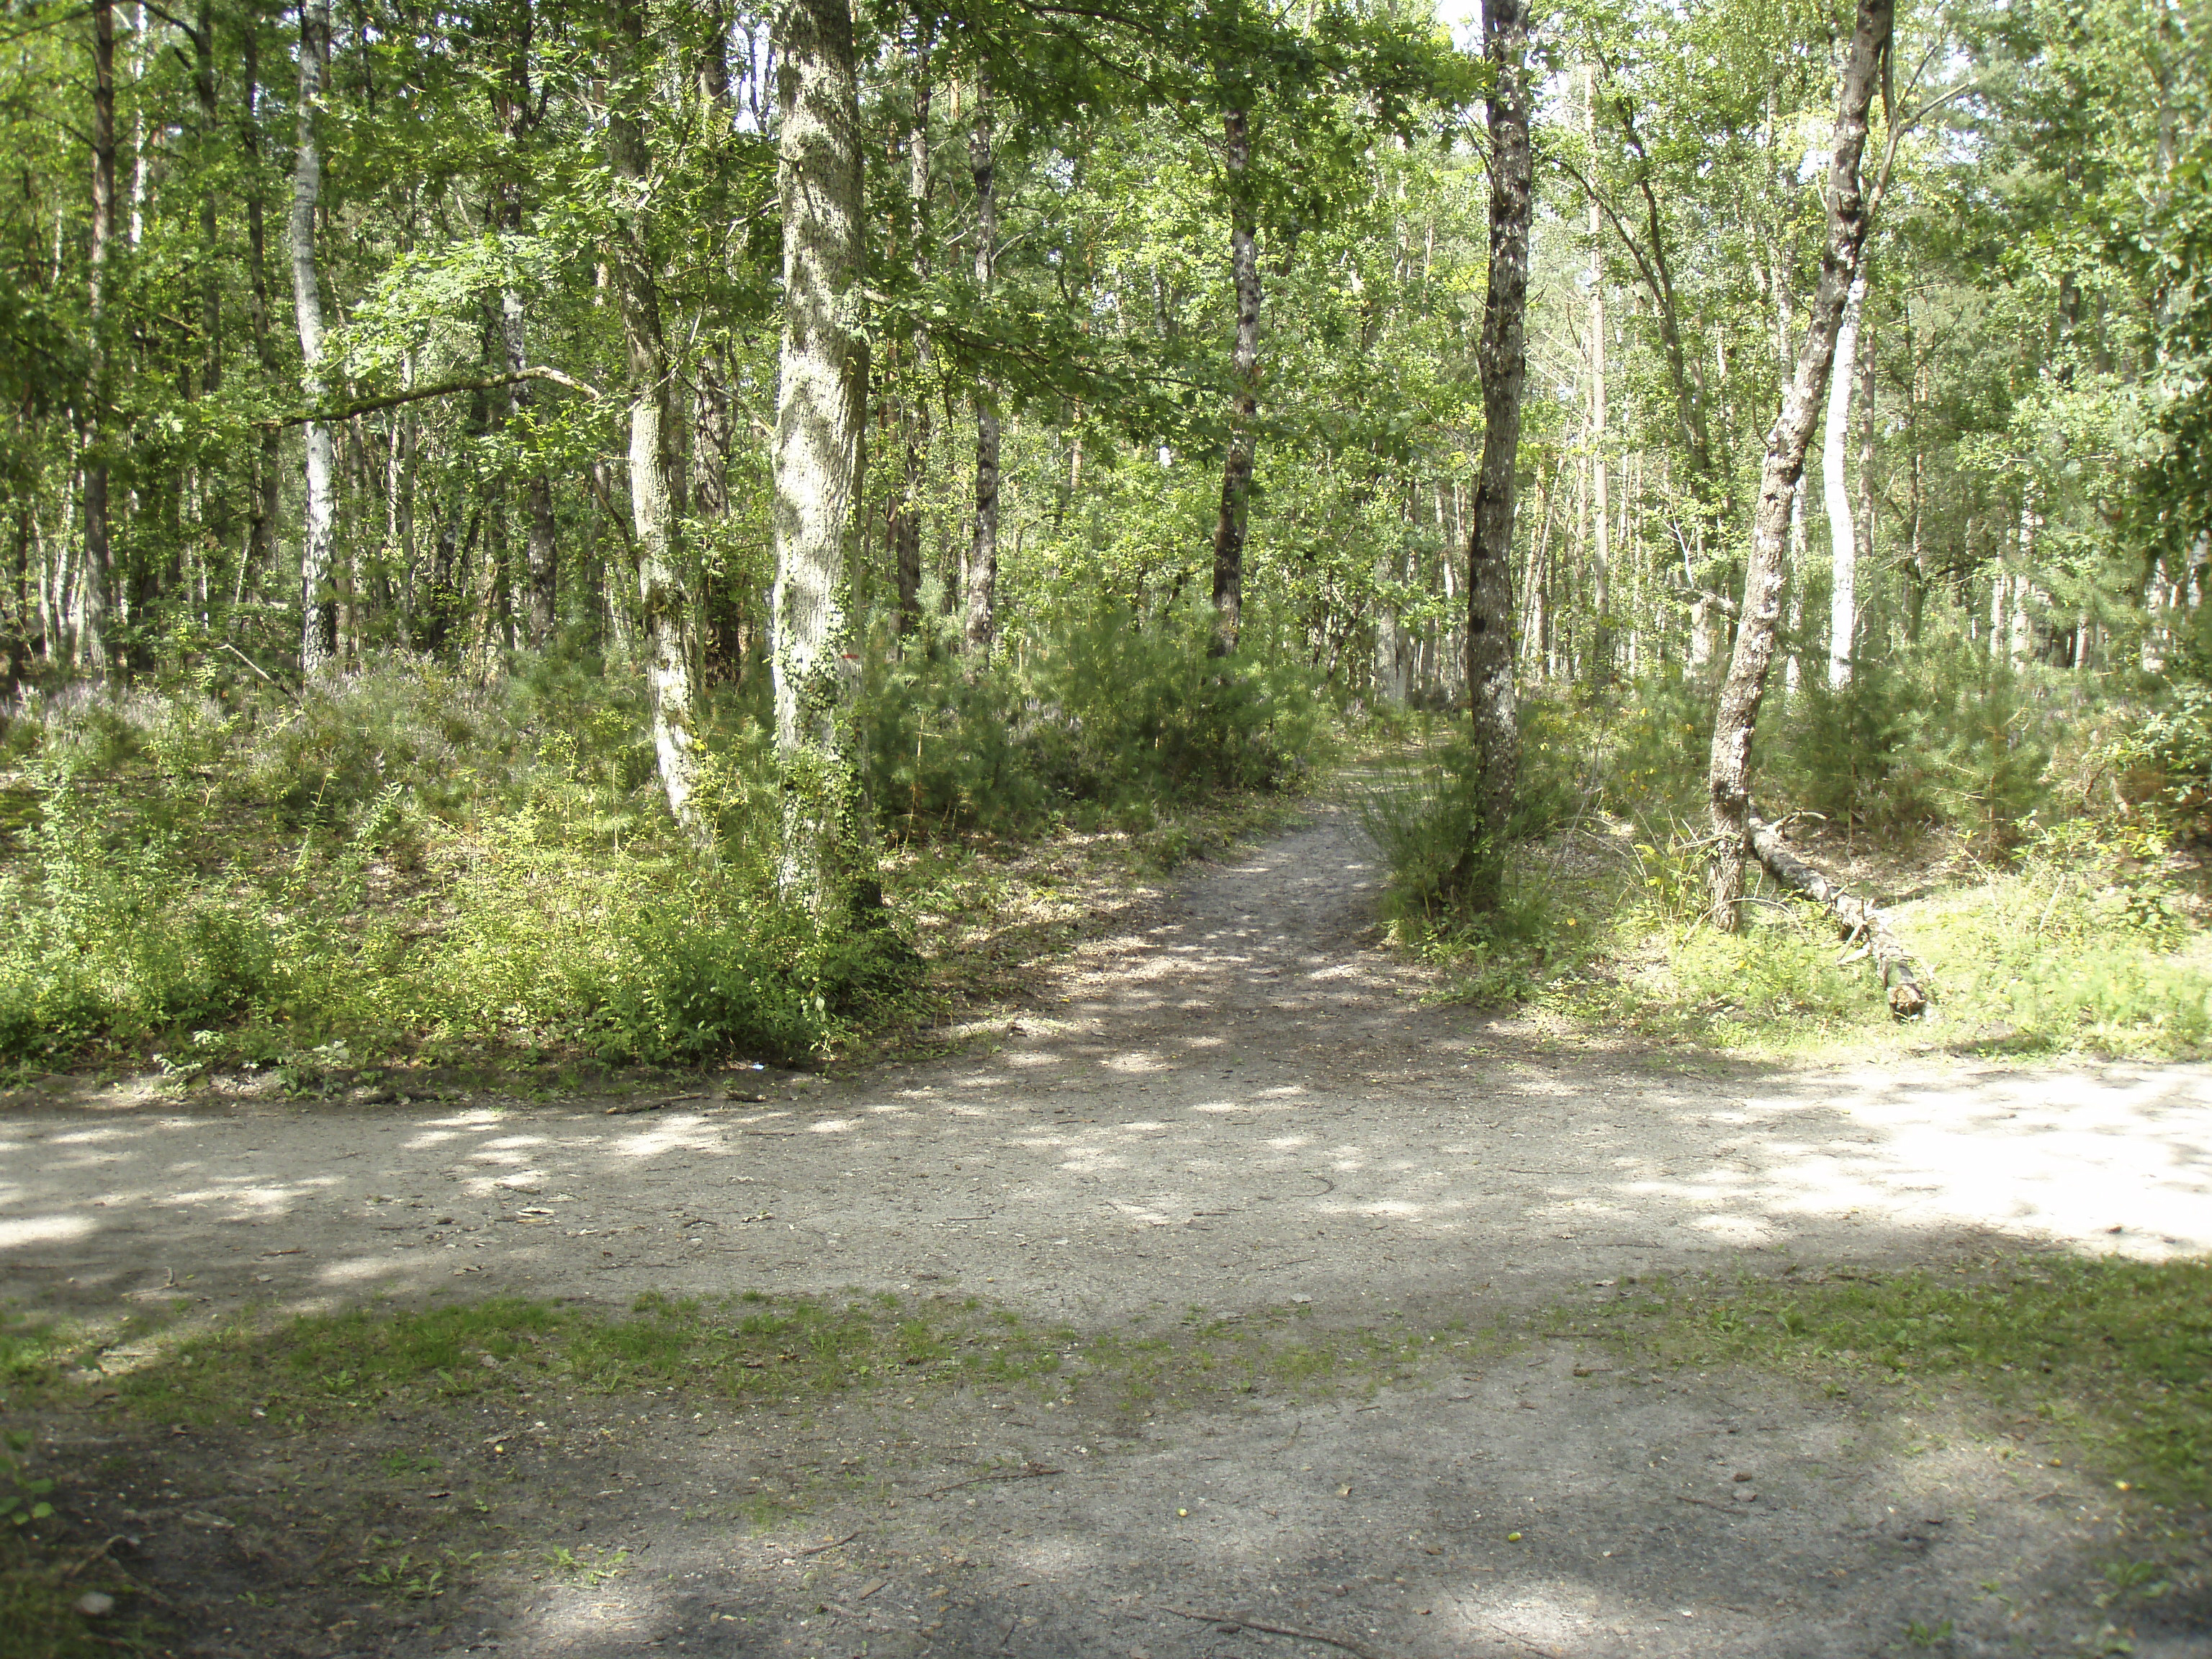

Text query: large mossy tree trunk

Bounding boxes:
[769,0,868,910]
[1707,0,1892,930]
[608,0,703,837]
[1208,106,1259,657]
[289,0,338,675]
[495,0,559,649]
[1444,0,1533,914]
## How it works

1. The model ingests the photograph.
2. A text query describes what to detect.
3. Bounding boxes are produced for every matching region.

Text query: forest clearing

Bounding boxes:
[4,0,2212,1649]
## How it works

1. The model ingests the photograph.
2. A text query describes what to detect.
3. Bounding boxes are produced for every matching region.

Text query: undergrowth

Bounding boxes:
[0,611,1327,1070]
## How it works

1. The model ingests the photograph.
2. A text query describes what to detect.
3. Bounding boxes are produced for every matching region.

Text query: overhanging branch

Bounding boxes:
[260,365,601,429]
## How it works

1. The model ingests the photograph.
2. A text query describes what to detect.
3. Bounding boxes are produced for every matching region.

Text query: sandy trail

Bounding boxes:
[6,809,2211,1657]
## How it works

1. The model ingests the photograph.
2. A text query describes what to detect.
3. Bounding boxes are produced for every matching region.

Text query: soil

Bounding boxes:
[6,807,2212,1658]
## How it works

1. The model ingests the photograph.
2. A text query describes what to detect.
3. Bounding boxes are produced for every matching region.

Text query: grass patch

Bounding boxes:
[1561,1254,2212,1508]
[12,1291,1494,1434]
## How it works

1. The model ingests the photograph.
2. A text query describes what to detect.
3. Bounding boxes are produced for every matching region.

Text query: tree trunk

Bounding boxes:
[289,0,338,675]
[1208,106,1259,656]
[1444,0,1533,914]
[608,0,702,835]
[1707,0,1893,929]
[81,0,117,675]
[892,30,931,639]
[242,19,282,592]
[963,70,999,658]
[495,0,558,648]
[1583,66,1611,686]
[1823,269,1866,688]
[769,0,868,909]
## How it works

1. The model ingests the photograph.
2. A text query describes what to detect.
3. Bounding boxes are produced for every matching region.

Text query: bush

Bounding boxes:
[857,606,1331,841]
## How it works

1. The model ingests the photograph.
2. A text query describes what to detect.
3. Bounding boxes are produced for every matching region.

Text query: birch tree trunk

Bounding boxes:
[963,70,998,658]
[1444,0,1533,914]
[608,0,702,835]
[1823,269,1867,688]
[1707,0,1893,928]
[81,0,117,674]
[1209,106,1260,656]
[289,0,338,675]
[769,0,867,909]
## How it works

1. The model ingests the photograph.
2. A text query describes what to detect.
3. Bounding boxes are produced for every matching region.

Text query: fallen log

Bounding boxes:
[1746,812,1928,1017]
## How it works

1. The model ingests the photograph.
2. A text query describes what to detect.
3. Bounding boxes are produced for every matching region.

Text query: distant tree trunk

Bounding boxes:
[81,0,117,675]
[962,70,998,658]
[1584,64,1611,685]
[289,0,338,675]
[1823,269,1867,688]
[242,20,282,591]
[1208,106,1260,656]
[608,0,702,835]
[496,0,559,648]
[892,29,932,639]
[1444,0,1532,914]
[769,0,867,908]
[1707,0,1893,929]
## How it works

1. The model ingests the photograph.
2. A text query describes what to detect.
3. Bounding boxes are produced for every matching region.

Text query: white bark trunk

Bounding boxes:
[1823,270,1866,688]
[289,0,336,675]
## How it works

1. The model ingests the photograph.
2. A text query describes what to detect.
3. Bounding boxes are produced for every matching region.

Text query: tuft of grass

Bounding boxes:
[1565,1255,2212,1508]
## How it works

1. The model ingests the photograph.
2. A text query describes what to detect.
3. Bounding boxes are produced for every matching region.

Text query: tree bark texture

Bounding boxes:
[1748,816,1925,1015]
[289,0,338,675]
[608,0,703,836]
[1446,0,1532,914]
[496,0,559,648]
[1823,269,1866,688]
[769,0,868,909]
[81,0,117,673]
[963,71,999,658]
[1209,107,1259,656]
[892,30,931,638]
[1706,0,1892,929]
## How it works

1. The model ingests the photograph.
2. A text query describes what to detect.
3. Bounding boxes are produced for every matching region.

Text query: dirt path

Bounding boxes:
[7,809,2212,1657]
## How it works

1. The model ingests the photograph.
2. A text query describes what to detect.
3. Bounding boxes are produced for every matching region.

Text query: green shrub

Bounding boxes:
[857,606,1331,841]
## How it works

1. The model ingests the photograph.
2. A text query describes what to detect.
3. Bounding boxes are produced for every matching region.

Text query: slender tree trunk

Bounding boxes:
[81,0,117,675]
[769,0,868,908]
[1707,0,1893,928]
[289,0,338,675]
[496,0,558,648]
[1583,65,1611,686]
[608,0,702,835]
[1445,0,1533,914]
[243,21,281,592]
[892,29,932,639]
[1823,269,1866,688]
[962,70,998,657]
[1208,107,1260,655]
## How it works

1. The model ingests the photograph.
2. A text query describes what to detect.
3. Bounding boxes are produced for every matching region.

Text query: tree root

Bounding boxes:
[1746,812,1927,1017]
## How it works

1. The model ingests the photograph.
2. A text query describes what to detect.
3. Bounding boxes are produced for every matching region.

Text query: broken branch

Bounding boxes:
[1158,1606,1381,1659]
[1747,811,1928,1017]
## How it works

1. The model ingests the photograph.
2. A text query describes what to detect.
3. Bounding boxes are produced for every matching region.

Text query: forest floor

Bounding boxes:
[6,806,2212,1658]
